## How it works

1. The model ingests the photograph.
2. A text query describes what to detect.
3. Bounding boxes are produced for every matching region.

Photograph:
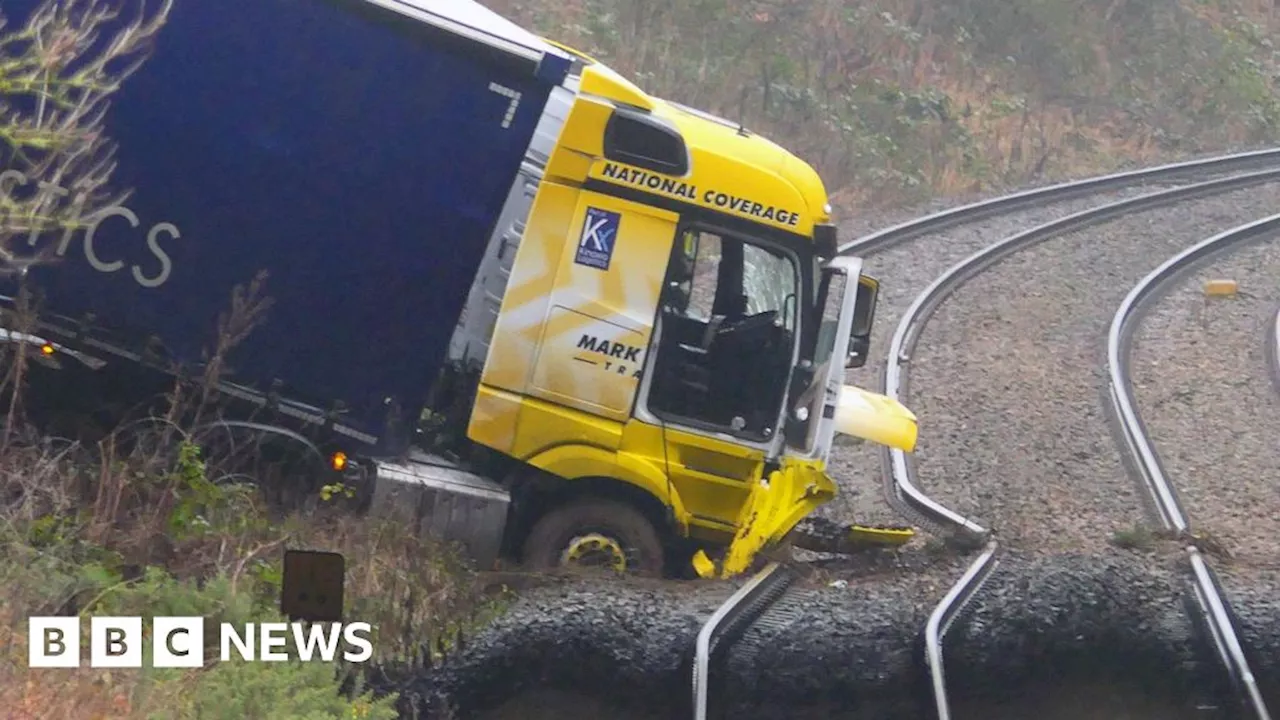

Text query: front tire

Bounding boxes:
[522,498,665,577]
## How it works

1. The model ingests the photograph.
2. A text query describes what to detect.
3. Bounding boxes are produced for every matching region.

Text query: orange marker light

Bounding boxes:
[40,344,54,356]
[331,451,348,471]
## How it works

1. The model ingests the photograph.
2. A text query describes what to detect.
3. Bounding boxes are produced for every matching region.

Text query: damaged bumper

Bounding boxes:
[692,386,920,578]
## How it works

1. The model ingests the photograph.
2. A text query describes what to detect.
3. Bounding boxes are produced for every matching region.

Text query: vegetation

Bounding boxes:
[494,0,1280,209]
[0,420,505,718]
[0,2,503,717]
[2,0,1279,716]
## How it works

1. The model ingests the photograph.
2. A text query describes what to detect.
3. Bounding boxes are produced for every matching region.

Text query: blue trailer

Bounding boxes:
[0,0,586,567]
[3,0,572,459]
[3,1,915,578]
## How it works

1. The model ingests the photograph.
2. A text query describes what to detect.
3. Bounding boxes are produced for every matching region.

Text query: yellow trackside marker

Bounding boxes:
[1203,279,1238,297]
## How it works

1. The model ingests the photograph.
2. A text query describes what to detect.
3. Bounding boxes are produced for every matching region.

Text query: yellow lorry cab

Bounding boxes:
[464,41,918,578]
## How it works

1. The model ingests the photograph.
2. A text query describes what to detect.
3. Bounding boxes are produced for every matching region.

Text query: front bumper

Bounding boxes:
[692,386,920,578]
[701,459,835,578]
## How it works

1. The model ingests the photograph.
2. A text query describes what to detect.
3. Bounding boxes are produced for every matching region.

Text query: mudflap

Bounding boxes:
[692,460,836,579]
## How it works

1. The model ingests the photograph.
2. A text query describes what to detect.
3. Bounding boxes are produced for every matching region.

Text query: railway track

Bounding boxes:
[1114,214,1280,719]
[690,148,1280,720]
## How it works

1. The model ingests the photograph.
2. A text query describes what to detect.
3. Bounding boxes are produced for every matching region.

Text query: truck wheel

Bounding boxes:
[522,499,665,577]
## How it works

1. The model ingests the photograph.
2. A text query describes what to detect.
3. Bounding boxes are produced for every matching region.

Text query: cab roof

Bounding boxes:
[653,98,832,225]
[556,43,833,228]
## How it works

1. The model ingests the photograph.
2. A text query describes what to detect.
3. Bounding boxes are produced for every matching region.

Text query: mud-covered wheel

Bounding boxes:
[522,498,664,577]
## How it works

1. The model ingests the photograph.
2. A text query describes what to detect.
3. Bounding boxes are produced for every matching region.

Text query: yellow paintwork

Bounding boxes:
[478,187,672,417]
[466,44,915,578]
[847,525,916,546]
[564,533,628,572]
[693,456,835,578]
[835,385,919,452]
[560,66,832,236]
[1203,279,1239,297]
[660,425,764,534]
[577,64,656,113]
[541,38,600,66]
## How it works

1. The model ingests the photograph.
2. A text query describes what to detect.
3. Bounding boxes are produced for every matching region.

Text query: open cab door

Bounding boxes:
[816,257,918,455]
[694,256,919,578]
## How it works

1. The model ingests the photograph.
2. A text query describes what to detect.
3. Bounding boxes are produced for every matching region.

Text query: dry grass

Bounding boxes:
[0,400,495,717]
[495,0,1280,211]
[0,266,491,719]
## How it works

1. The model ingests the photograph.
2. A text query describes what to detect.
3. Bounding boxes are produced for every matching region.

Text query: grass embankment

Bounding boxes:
[0,414,505,719]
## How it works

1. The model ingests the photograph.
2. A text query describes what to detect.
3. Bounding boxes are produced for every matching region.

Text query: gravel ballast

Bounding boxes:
[900,181,1280,553]
[389,554,1249,719]
[391,154,1280,718]
[1128,231,1280,708]
[1129,233,1280,563]
[823,183,1181,532]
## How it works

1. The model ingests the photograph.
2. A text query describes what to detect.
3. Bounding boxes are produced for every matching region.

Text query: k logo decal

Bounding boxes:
[575,207,621,270]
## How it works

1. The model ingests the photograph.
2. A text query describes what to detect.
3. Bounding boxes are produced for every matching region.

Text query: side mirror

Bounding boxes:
[845,274,879,369]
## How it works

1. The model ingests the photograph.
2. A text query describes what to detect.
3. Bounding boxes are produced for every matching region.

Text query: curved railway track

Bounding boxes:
[1115,215,1280,719]
[691,148,1280,720]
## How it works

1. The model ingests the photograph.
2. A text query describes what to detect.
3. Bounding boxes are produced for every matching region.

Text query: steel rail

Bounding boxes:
[839,146,1280,257]
[691,562,795,720]
[693,148,1280,720]
[1107,212,1280,720]
[841,148,1280,538]
[884,166,1280,541]
[922,541,1000,720]
[885,167,1280,719]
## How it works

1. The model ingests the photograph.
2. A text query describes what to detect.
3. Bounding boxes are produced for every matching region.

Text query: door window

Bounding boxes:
[646,225,798,440]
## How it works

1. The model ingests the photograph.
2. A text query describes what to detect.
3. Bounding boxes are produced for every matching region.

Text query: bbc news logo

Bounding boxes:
[28,616,373,668]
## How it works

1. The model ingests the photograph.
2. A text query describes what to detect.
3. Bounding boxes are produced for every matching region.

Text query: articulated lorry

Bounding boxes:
[3,0,920,578]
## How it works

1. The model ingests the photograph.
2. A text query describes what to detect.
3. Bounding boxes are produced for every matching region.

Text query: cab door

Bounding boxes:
[635,222,802,535]
[525,191,678,423]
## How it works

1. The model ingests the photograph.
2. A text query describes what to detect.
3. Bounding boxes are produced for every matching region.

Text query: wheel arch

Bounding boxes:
[503,443,691,556]
[521,443,688,531]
